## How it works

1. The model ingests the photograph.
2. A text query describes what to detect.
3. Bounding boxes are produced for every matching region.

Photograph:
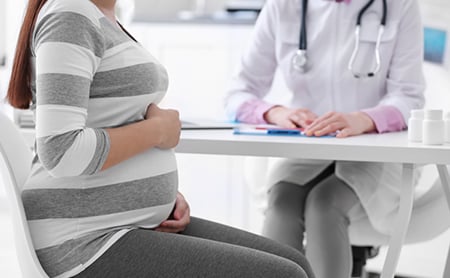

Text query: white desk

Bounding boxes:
[176,129,450,278]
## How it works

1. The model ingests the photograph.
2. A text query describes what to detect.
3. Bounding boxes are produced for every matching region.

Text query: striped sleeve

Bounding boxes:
[34,11,109,177]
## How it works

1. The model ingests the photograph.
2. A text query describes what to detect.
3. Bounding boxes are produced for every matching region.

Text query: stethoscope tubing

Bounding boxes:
[348,0,387,78]
[295,0,388,78]
[299,0,308,50]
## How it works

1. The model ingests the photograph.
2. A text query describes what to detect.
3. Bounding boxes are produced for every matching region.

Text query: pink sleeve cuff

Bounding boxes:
[361,105,406,133]
[236,99,276,124]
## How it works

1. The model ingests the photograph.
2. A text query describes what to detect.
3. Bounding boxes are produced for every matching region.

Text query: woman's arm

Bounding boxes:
[34,11,179,177]
[102,104,180,171]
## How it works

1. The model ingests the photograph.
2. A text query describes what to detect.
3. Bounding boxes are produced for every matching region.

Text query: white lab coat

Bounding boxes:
[225,0,426,235]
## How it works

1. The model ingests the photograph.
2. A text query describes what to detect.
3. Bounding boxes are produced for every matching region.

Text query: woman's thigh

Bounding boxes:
[182,217,314,277]
[75,218,313,278]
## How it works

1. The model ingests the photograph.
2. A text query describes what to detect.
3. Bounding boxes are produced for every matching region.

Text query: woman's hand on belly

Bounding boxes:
[145,104,181,149]
[155,192,190,233]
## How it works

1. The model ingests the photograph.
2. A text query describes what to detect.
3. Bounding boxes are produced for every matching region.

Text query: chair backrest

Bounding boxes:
[403,177,450,243]
[349,177,450,246]
[0,112,49,278]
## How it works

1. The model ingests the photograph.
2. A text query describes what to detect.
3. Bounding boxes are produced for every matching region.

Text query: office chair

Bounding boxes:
[243,157,450,278]
[351,245,379,277]
[0,112,49,278]
[348,175,450,277]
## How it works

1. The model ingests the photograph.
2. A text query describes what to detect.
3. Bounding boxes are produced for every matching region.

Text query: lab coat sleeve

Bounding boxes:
[224,0,280,121]
[380,0,426,122]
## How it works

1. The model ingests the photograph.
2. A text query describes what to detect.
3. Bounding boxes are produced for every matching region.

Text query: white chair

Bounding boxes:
[349,177,450,246]
[348,175,450,278]
[0,112,49,278]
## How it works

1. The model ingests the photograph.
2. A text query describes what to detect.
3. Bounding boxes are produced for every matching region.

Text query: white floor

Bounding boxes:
[365,235,450,278]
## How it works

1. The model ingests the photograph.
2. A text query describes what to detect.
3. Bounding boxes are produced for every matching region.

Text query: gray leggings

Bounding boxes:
[262,165,360,278]
[74,217,314,278]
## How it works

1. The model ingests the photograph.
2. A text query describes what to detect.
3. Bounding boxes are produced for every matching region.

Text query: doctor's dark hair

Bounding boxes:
[7,0,48,109]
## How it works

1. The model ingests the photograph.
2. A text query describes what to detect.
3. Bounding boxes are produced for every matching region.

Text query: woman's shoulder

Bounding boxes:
[37,0,104,28]
[33,0,107,54]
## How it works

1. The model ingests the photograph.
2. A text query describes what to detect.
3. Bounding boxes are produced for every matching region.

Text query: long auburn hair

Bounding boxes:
[7,0,48,109]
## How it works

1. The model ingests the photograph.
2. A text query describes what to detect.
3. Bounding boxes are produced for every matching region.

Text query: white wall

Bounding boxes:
[419,0,450,110]
[132,0,231,20]
[133,0,230,14]
[0,1,6,67]
[420,0,450,72]
[0,0,26,118]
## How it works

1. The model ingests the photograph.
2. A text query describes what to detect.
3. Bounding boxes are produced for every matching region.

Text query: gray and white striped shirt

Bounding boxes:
[23,0,178,277]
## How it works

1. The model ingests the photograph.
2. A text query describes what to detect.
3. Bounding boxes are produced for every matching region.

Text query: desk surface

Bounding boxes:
[22,127,450,165]
[176,130,450,165]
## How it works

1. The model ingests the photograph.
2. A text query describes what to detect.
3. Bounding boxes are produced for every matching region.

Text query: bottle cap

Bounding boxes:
[424,109,443,120]
[410,109,424,119]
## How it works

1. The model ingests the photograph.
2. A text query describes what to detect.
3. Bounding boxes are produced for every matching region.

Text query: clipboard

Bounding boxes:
[233,126,336,137]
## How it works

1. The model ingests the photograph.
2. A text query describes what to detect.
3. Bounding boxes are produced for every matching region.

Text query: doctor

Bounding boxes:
[225,0,425,277]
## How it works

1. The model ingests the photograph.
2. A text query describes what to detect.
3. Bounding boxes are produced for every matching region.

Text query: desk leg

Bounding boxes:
[436,165,450,278]
[380,163,415,278]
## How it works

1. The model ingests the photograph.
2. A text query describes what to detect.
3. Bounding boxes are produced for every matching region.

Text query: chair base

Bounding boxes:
[351,246,416,278]
[365,273,416,278]
[352,246,380,278]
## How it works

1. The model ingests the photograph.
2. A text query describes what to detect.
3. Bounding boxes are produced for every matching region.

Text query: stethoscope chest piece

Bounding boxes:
[292,50,308,73]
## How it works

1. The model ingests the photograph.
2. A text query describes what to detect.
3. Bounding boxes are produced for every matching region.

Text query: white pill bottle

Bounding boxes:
[422,109,444,145]
[407,109,424,142]
[445,111,450,143]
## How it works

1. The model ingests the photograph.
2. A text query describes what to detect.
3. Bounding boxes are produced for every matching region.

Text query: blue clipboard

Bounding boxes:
[233,127,336,138]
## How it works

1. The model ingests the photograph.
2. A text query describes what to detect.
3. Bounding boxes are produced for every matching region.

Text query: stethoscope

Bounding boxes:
[292,0,388,78]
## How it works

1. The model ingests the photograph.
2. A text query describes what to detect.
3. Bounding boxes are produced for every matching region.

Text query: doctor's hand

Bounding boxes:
[145,104,181,149]
[304,111,375,138]
[155,192,191,233]
[264,106,318,128]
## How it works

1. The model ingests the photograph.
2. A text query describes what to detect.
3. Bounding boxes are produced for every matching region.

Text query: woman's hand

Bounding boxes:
[304,111,376,138]
[264,106,318,128]
[145,104,181,149]
[155,192,191,233]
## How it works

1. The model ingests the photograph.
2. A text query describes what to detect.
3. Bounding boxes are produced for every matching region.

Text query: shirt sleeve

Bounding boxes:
[34,11,110,178]
[236,99,277,124]
[362,105,406,133]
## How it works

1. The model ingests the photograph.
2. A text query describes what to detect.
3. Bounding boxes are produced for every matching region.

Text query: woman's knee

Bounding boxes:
[267,181,310,213]
[305,176,358,218]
